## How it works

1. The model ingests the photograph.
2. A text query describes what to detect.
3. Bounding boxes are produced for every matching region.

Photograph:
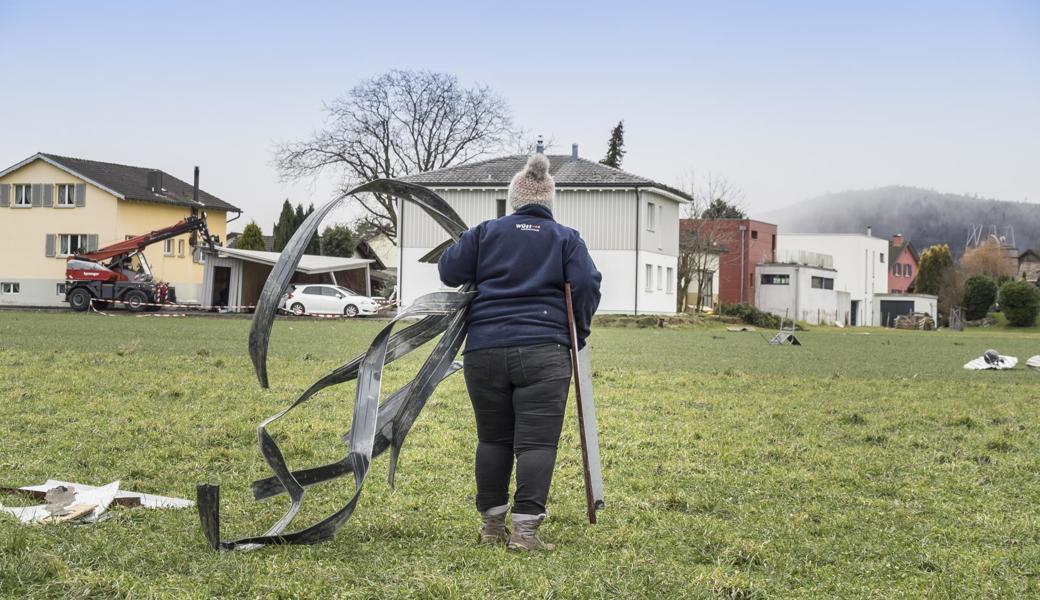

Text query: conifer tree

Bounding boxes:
[237,221,266,251]
[600,121,625,168]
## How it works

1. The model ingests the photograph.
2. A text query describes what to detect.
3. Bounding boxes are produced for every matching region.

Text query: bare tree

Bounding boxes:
[274,70,518,242]
[676,171,746,312]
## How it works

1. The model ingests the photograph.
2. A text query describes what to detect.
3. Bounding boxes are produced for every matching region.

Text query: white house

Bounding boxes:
[777,233,889,326]
[396,146,689,314]
[755,262,847,325]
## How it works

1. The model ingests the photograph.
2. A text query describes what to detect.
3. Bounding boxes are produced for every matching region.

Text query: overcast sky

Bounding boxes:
[1,0,1037,231]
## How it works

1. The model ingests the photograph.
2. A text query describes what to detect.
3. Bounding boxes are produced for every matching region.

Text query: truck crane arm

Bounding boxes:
[75,213,214,262]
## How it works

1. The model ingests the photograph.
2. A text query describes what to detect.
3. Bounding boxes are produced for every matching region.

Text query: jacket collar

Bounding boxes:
[513,204,554,220]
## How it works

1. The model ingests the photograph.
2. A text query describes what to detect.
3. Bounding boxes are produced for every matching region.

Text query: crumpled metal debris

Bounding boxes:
[196,179,475,551]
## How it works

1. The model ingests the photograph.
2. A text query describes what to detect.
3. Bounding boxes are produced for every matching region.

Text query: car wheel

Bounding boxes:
[68,288,92,312]
[291,302,306,316]
[344,304,359,318]
[124,290,148,312]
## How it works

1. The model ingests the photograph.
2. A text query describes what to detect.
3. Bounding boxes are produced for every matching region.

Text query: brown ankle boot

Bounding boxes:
[507,514,555,552]
[478,509,510,544]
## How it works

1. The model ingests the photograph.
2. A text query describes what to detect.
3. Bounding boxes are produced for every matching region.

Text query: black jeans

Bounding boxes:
[463,343,572,515]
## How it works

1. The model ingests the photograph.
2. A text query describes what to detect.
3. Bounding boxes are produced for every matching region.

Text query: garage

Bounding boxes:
[873,293,938,328]
[201,247,373,312]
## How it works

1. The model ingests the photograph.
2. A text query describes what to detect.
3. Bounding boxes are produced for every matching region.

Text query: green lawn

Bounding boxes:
[1,311,1039,599]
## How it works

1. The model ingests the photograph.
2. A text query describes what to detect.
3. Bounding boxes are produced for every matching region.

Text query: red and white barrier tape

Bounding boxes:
[88,297,394,319]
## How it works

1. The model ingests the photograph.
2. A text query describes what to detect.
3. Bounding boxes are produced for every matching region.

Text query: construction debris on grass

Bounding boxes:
[0,480,192,524]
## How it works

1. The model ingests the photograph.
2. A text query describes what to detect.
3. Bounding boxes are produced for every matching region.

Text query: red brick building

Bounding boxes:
[686,219,777,306]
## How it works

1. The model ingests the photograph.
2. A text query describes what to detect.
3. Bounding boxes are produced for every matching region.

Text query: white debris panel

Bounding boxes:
[0,480,192,525]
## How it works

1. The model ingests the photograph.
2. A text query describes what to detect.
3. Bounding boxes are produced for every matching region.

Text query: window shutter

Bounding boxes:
[87,234,99,252]
[75,184,86,207]
[0,184,8,207]
[43,185,53,207]
[45,234,56,257]
[32,184,44,207]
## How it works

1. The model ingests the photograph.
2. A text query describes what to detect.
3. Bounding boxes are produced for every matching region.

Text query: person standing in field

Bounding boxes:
[437,153,602,552]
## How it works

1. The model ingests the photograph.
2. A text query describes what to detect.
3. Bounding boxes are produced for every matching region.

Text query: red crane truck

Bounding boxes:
[64,214,214,312]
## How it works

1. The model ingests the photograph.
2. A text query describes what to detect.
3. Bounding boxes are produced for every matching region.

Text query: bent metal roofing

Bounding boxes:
[398,154,692,201]
[1,152,240,212]
[217,247,373,274]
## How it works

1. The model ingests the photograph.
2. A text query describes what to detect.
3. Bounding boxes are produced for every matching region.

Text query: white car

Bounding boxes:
[281,284,380,317]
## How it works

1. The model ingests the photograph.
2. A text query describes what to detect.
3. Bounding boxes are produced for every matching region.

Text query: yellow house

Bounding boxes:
[0,152,240,306]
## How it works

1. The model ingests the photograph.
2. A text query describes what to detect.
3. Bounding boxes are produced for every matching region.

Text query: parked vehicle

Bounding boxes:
[281,284,379,317]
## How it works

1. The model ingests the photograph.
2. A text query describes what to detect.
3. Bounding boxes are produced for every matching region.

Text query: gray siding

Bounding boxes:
[554,189,637,251]
[400,186,681,257]
[401,189,505,248]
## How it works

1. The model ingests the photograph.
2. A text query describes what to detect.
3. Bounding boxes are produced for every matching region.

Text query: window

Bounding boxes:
[59,234,87,256]
[751,230,759,240]
[178,239,185,256]
[496,198,506,218]
[164,239,174,256]
[811,276,834,289]
[56,283,67,295]
[666,267,674,294]
[302,286,323,295]
[904,264,911,277]
[761,274,790,285]
[646,201,656,231]
[657,266,663,290]
[880,253,885,263]
[56,184,75,207]
[750,272,755,287]
[1,282,20,294]
[645,264,653,292]
[14,184,31,207]
[321,287,343,298]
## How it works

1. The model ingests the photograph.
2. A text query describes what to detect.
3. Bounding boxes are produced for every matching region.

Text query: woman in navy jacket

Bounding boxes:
[438,154,601,551]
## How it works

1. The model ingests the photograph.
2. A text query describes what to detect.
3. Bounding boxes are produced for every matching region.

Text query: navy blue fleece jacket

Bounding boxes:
[437,204,602,353]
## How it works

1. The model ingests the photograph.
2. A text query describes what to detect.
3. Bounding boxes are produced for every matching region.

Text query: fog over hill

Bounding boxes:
[760,186,1040,257]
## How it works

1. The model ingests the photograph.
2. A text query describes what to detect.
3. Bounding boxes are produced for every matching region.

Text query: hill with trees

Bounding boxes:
[762,186,1040,257]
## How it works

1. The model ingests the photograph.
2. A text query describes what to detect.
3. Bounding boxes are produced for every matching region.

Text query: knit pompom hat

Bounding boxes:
[508,154,555,211]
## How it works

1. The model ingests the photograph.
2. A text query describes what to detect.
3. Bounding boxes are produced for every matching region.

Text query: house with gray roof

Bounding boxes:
[396,145,689,314]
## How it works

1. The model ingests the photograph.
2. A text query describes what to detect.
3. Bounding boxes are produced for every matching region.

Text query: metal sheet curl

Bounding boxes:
[197,180,474,551]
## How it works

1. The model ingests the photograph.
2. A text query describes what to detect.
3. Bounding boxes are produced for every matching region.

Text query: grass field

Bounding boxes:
[1,311,1039,599]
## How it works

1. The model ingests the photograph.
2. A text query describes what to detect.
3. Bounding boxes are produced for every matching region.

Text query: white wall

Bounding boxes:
[777,234,888,326]
[399,248,677,314]
[755,264,840,325]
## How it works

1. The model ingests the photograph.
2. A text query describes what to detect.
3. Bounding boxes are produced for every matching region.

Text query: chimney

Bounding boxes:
[535,135,544,154]
[571,143,578,160]
[867,225,873,237]
[891,233,904,246]
[147,170,164,192]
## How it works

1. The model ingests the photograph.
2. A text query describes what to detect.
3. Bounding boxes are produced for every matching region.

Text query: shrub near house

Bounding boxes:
[963,275,997,321]
[999,280,1040,326]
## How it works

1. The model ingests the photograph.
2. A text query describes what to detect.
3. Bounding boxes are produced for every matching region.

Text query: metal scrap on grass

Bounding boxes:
[195,179,478,551]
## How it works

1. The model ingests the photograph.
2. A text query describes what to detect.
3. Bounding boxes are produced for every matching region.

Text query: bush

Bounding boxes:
[963,275,997,320]
[998,280,1040,326]
[717,303,782,329]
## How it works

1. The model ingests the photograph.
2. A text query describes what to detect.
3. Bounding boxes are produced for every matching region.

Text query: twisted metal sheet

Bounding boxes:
[197,180,474,550]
